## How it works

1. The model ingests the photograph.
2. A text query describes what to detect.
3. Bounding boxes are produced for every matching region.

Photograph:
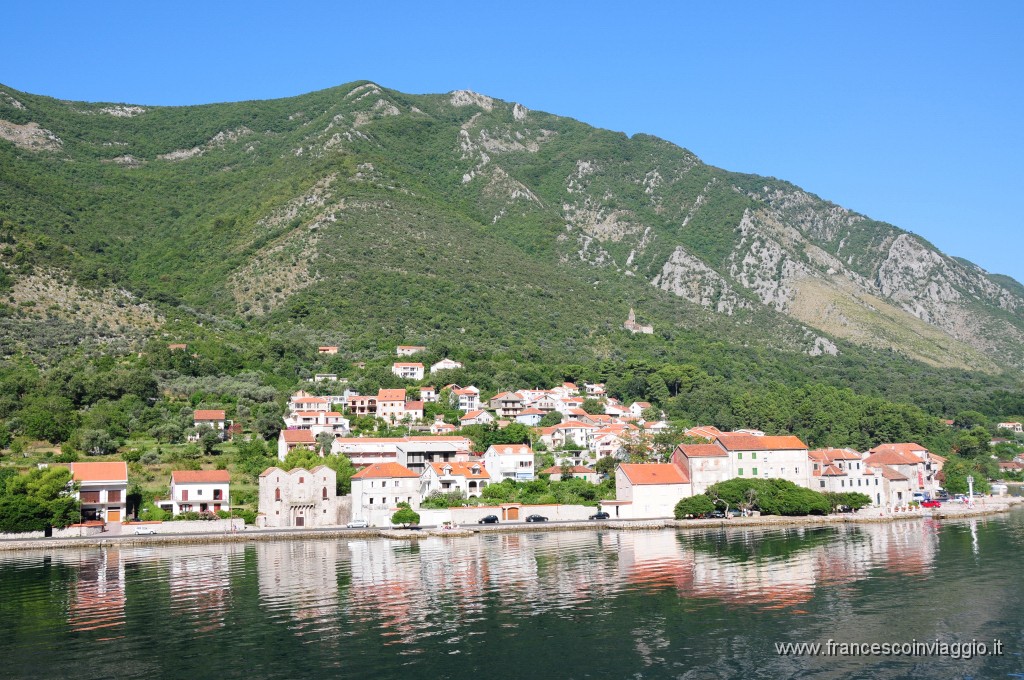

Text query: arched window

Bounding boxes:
[275,488,281,501]
[322,487,328,500]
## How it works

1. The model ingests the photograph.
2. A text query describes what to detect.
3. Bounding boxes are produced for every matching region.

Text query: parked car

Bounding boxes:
[478,515,500,524]
[921,500,942,508]
[589,511,610,520]
[133,526,157,535]
[525,514,548,523]
[346,519,369,528]
[708,510,726,519]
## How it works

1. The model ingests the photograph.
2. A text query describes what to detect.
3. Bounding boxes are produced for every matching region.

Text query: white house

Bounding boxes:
[615,463,691,518]
[808,448,873,496]
[278,429,317,461]
[160,470,230,515]
[283,411,350,437]
[714,434,809,487]
[629,402,652,418]
[258,466,343,528]
[289,393,331,413]
[421,461,490,498]
[350,462,421,527]
[430,417,458,435]
[193,409,227,431]
[376,388,408,424]
[430,358,464,374]
[62,461,128,524]
[396,345,426,356]
[460,410,494,426]
[481,444,535,482]
[997,422,1023,433]
[420,386,438,403]
[451,386,480,412]
[672,443,731,495]
[391,362,425,381]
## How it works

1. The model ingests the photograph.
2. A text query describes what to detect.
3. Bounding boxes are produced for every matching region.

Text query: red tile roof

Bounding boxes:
[715,434,807,451]
[864,448,921,466]
[281,430,316,444]
[194,409,226,420]
[405,401,424,410]
[486,444,533,456]
[429,461,489,479]
[393,362,424,368]
[352,463,419,479]
[172,470,230,484]
[675,443,727,458]
[64,461,128,483]
[376,388,407,401]
[618,463,690,485]
[820,465,846,477]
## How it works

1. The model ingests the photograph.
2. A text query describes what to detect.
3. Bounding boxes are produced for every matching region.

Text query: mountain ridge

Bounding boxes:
[0,79,1022,380]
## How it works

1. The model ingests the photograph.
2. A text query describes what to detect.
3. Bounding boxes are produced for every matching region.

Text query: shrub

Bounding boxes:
[675,495,715,519]
[230,508,257,524]
[391,506,420,527]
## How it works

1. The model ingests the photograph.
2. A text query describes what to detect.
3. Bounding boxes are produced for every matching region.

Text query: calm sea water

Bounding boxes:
[2,513,1023,680]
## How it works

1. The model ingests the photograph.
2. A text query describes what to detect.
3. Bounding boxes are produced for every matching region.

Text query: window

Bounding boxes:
[820,481,826,488]
[795,467,799,475]
[213,489,223,500]
[275,488,281,501]
[299,477,304,484]
[841,480,845,487]
[752,452,757,460]
[323,487,328,499]
[108,490,122,503]
[737,468,744,476]
[197,489,203,496]
[394,480,399,487]
[370,498,374,505]
[752,467,758,476]
[737,452,743,460]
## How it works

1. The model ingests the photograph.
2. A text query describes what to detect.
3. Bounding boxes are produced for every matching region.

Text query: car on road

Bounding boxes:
[921,500,942,508]
[589,511,610,520]
[478,515,500,524]
[347,519,369,528]
[133,526,157,535]
[525,514,548,523]
[708,510,726,519]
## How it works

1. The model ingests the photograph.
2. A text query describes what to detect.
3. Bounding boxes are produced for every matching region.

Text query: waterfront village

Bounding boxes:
[28,343,1022,539]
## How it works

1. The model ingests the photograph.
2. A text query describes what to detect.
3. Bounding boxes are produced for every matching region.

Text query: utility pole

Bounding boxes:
[967,475,974,508]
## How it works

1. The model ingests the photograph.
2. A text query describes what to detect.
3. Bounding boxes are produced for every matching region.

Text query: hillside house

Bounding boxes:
[421,461,490,498]
[277,429,317,461]
[62,462,128,524]
[430,358,463,373]
[615,463,690,517]
[460,410,494,426]
[481,444,535,482]
[376,388,408,424]
[318,346,339,355]
[541,465,599,483]
[160,470,230,515]
[193,409,227,431]
[396,345,426,356]
[392,362,425,381]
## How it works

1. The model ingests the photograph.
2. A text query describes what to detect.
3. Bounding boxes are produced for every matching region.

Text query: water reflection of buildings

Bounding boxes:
[616,521,939,609]
[66,548,126,635]
[257,541,340,636]
[167,545,236,633]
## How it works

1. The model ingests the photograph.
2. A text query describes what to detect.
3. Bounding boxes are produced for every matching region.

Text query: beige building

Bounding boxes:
[614,463,691,518]
[62,461,128,524]
[350,462,421,527]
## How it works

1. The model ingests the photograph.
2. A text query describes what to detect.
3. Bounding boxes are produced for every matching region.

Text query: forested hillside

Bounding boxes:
[1,80,1023,465]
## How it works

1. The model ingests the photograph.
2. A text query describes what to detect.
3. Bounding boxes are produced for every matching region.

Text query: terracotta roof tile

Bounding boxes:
[715,434,807,451]
[63,462,128,483]
[618,463,690,485]
[194,409,226,420]
[172,470,230,484]
[352,463,419,479]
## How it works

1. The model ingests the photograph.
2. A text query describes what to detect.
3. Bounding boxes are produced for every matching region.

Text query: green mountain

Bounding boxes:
[1,80,1022,413]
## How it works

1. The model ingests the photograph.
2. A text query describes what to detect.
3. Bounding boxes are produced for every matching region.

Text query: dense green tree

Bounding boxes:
[674,495,715,518]
[0,466,79,532]
[391,503,420,527]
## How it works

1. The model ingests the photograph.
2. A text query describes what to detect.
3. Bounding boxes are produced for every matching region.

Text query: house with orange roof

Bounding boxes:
[289,392,331,413]
[541,464,599,484]
[193,409,227,431]
[865,443,941,494]
[62,461,128,524]
[450,385,480,412]
[159,470,230,516]
[684,425,722,441]
[615,463,692,518]
[350,462,421,526]
[482,444,535,482]
[376,388,408,424]
[629,401,652,418]
[863,464,914,510]
[421,461,490,499]
[404,400,424,422]
[460,409,494,426]
[541,420,598,450]
[277,428,317,461]
[430,416,458,435]
[672,443,731,495]
[489,391,524,418]
[396,345,426,356]
[391,362,425,381]
[714,434,810,487]
[584,382,606,396]
[258,465,343,528]
[807,448,872,495]
[420,386,437,403]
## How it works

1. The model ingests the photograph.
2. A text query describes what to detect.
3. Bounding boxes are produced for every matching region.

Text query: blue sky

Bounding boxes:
[4,2,1023,281]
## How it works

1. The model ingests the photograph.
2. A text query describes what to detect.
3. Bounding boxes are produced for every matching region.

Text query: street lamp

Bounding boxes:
[967,475,974,508]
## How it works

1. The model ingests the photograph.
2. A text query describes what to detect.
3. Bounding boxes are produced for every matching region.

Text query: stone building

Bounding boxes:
[257,466,348,528]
